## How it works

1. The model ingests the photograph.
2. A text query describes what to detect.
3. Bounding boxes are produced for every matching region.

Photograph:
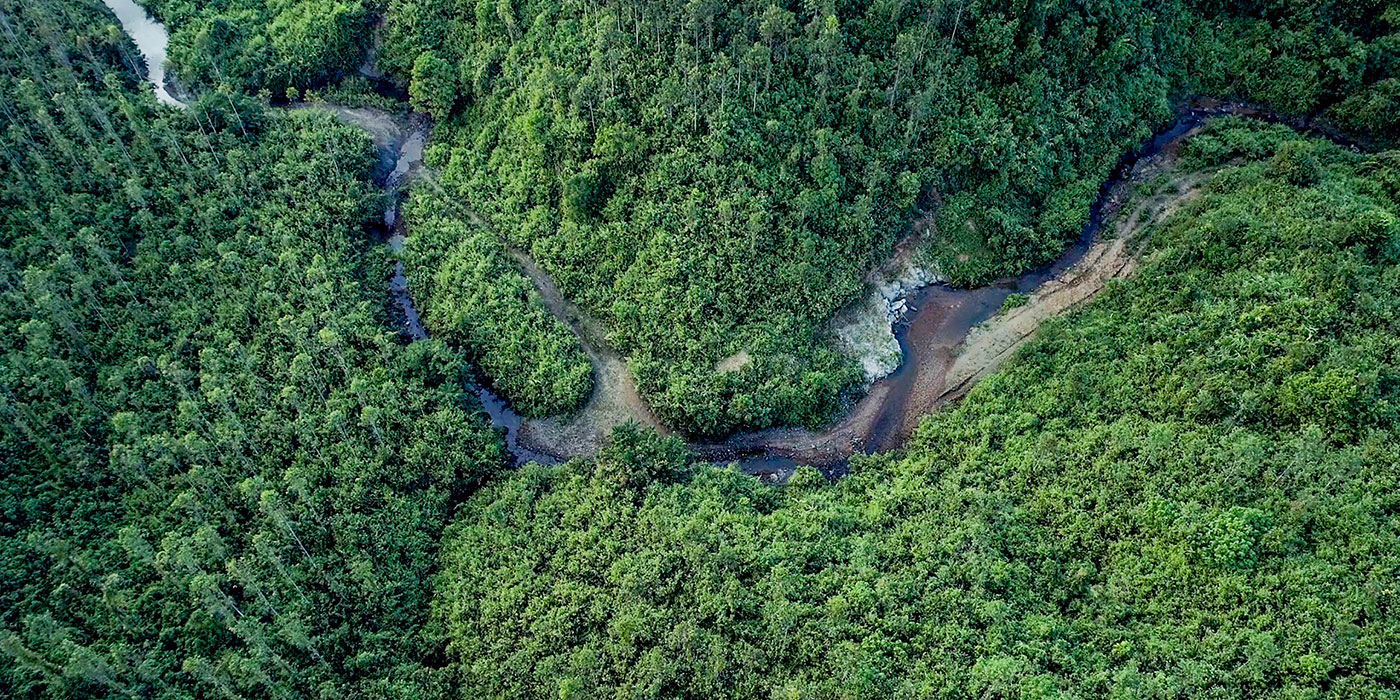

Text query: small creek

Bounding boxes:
[375,123,560,467]
[104,3,1368,479]
[102,0,556,467]
[714,102,1365,479]
[697,111,1224,478]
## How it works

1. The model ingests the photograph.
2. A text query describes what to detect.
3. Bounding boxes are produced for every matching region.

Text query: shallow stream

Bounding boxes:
[102,3,1364,478]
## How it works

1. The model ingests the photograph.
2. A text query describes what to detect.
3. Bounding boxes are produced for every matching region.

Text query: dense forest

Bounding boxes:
[139,0,1400,434]
[0,1,501,697]
[398,0,1197,434]
[400,190,595,417]
[404,0,1400,435]
[138,0,372,93]
[4,0,1400,698]
[436,121,1400,698]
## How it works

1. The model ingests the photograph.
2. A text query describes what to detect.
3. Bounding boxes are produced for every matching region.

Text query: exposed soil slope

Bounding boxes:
[697,174,1206,471]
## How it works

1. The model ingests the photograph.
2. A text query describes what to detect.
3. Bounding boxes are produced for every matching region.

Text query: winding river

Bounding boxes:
[103,2,1366,479]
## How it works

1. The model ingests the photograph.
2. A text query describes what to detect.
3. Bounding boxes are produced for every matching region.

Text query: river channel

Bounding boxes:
[101,1,1364,479]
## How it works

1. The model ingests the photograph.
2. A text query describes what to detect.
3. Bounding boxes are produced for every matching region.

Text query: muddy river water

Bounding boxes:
[101,0,183,106]
[104,2,1361,478]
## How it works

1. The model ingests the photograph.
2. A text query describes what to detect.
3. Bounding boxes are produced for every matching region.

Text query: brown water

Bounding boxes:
[721,102,1368,479]
[868,117,1203,446]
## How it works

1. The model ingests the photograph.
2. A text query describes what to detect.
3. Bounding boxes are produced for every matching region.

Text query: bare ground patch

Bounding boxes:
[715,350,753,374]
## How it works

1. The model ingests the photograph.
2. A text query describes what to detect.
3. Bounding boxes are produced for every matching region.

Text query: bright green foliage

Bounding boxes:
[142,0,1400,433]
[592,422,691,490]
[1267,140,1324,186]
[0,2,502,697]
[402,195,594,417]
[143,0,370,91]
[999,292,1030,314]
[436,124,1400,698]
[385,0,1197,433]
[409,50,456,119]
[374,0,1399,434]
[268,1,369,86]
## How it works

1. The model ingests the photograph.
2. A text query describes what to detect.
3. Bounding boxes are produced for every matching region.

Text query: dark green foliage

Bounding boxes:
[435,125,1400,698]
[10,0,1400,696]
[560,165,605,223]
[592,423,691,491]
[1328,78,1400,141]
[409,50,456,119]
[143,0,371,91]
[1267,140,1323,185]
[1188,2,1400,144]
[141,0,1400,434]
[0,2,503,697]
[376,0,1397,434]
[402,194,594,417]
[124,0,1396,433]
[386,0,1195,433]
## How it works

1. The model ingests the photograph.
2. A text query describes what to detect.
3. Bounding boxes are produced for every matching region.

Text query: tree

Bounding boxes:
[268,0,370,88]
[409,50,456,119]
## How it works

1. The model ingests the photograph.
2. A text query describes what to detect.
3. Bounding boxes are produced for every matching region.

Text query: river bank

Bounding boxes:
[101,1,1370,480]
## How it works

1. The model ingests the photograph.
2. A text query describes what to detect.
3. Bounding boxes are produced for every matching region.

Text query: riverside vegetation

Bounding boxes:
[142,0,1400,434]
[3,0,1400,698]
[1,1,503,697]
[436,120,1400,699]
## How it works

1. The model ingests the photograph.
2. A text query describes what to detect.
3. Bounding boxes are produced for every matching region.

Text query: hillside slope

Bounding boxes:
[0,2,503,697]
[436,121,1400,698]
[136,0,1400,434]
